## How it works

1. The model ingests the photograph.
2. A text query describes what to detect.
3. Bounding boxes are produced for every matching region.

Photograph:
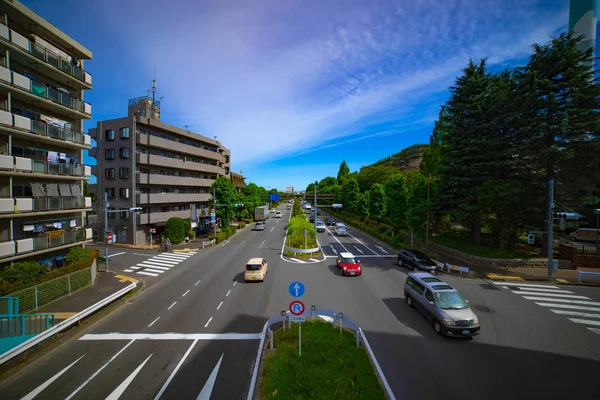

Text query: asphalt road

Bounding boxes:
[2,205,600,399]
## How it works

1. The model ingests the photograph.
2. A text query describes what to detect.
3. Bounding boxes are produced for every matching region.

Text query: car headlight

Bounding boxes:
[358,266,361,271]
[343,266,347,271]
[473,318,479,326]
[443,319,456,326]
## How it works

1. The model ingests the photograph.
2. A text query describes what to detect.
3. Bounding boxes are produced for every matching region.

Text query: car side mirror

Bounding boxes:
[357,260,361,263]
[429,301,434,305]
[466,299,470,304]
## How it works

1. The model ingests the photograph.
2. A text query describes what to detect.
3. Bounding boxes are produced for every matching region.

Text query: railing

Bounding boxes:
[32,230,86,252]
[0,313,55,338]
[31,119,87,145]
[41,84,89,114]
[30,159,86,176]
[29,41,90,84]
[32,197,85,212]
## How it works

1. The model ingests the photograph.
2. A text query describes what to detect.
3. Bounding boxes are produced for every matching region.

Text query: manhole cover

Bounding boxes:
[475,305,491,313]
[479,283,499,290]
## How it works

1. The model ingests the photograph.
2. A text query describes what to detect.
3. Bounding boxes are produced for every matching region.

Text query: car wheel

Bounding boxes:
[398,258,402,266]
[406,295,413,307]
[433,320,442,335]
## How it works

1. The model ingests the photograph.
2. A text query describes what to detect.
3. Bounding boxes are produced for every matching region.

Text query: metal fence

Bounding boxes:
[8,261,96,313]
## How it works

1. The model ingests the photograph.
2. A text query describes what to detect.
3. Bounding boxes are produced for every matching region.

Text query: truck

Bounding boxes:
[254,206,269,222]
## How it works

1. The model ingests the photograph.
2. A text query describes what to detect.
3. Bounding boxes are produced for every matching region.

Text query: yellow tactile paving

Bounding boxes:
[115,275,140,284]
[486,273,525,281]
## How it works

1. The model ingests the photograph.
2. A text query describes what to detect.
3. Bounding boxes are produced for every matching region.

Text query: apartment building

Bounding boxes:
[230,171,246,193]
[0,0,93,267]
[90,94,231,245]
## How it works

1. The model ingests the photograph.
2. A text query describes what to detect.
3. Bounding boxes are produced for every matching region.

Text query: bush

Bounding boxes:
[239,221,246,229]
[286,216,317,248]
[208,232,227,243]
[164,217,187,243]
[3,260,46,284]
[65,247,92,264]
[222,225,237,238]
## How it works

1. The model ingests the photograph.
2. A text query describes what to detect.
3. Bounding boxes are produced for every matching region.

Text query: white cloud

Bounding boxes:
[109,0,567,170]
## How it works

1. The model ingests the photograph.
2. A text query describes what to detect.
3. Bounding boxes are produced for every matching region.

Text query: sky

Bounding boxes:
[23,0,584,192]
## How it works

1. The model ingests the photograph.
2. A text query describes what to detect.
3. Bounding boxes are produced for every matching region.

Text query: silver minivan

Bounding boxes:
[404,272,481,337]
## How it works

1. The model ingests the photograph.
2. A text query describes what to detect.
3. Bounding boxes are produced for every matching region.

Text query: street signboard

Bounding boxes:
[289,315,305,322]
[211,215,216,222]
[289,300,305,316]
[288,281,305,297]
[107,233,113,242]
[527,234,534,245]
[151,228,156,234]
[211,208,215,214]
[269,193,281,202]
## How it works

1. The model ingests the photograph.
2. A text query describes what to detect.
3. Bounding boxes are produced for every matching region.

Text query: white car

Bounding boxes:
[269,208,276,213]
[335,224,348,236]
[275,211,283,218]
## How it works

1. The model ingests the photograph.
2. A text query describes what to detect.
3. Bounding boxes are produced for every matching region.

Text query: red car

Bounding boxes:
[336,252,362,276]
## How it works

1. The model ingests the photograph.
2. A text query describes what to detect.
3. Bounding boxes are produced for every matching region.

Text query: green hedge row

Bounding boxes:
[286,216,318,249]
[208,225,239,244]
[0,248,99,296]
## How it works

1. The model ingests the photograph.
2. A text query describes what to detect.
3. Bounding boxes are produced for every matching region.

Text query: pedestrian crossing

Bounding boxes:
[493,281,600,335]
[124,252,197,277]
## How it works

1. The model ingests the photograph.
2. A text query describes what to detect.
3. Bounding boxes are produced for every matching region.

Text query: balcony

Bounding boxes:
[137,173,213,187]
[0,109,91,148]
[0,65,91,118]
[0,154,91,179]
[136,192,211,205]
[0,24,92,89]
[136,153,224,175]
[0,196,92,216]
[0,228,92,260]
[137,209,191,225]
[136,132,224,162]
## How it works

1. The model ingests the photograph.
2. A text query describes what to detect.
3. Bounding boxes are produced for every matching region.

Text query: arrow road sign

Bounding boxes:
[288,281,305,297]
[289,300,305,316]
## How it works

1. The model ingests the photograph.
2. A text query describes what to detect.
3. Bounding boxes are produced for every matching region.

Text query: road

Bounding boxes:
[2,205,600,399]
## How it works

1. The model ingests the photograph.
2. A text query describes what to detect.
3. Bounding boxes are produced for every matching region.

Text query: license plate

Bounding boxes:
[350,272,355,275]
[462,330,470,335]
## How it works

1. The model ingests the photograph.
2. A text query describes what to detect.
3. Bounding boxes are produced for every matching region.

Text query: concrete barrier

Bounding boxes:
[577,271,600,283]
[202,239,216,249]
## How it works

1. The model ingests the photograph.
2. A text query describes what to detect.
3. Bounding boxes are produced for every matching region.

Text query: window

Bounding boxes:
[119,147,130,159]
[425,290,435,303]
[105,168,115,179]
[105,149,115,160]
[120,211,130,220]
[105,129,115,141]
[105,188,115,198]
[120,127,130,139]
[413,281,425,295]
[119,188,129,198]
[119,167,130,179]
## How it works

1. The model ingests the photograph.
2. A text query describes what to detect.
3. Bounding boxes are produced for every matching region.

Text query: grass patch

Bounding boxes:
[260,320,386,400]
[432,235,536,259]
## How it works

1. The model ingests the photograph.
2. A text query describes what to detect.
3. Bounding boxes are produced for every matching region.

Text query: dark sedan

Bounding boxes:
[325,217,336,226]
[397,249,439,273]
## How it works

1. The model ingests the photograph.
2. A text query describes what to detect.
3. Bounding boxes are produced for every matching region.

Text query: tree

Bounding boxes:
[305,182,316,195]
[369,183,386,222]
[357,191,369,220]
[211,176,238,226]
[340,178,360,213]
[337,160,350,183]
[384,174,408,229]
[357,164,397,193]
[83,180,96,203]
[420,106,449,178]
[318,176,338,193]
[404,173,428,233]
[242,183,263,207]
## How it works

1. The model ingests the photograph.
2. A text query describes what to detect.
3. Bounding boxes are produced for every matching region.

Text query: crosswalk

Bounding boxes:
[124,252,197,277]
[493,281,600,335]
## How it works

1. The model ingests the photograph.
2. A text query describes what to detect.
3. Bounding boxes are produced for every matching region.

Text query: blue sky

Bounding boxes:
[23,0,581,191]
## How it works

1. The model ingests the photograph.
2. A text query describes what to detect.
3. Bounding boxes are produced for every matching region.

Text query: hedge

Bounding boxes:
[0,248,99,296]
[164,217,188,243]
[286,216,317,249]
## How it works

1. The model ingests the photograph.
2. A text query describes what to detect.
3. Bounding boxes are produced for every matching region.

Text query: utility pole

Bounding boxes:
[595,208,600,256]
[314,181,318,234]
[132,114,137,246]
[104,191,109,272]
[425,175,430,249]
[213,186,217,237]
[547,179,554,281]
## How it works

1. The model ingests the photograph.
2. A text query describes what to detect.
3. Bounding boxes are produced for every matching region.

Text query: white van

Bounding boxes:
[569,228,600,242]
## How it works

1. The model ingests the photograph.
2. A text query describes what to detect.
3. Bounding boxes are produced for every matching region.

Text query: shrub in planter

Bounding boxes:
[3,260,46,284]
[239,221,246,229]
[65,247,92,264]
[164,217,187,243]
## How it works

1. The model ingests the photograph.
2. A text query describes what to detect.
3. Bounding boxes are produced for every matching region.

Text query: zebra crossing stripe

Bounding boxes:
[143,268,166,274]
[568,318,600,327]
[535,303,600,312]
[550,309,600,319]
[516,292,589,300]
[148,258,179,264]
[139,264,170,271]
[141,260,177,267]
[495,282,559,289]
[522,297,600,306]
[137,271,159,277]
[157,253,190,260]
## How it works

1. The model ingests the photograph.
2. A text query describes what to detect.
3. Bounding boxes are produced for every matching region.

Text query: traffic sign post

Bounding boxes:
[288,281,305,297]
[287,281,306,356]
[289,300,305,315]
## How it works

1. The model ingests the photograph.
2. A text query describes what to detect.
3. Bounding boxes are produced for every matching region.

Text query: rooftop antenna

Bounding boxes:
[151,63,156,118]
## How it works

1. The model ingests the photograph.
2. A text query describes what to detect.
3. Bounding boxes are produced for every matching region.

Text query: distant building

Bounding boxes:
[90,88,231,245]
[0,0,93,267]
[230,172,246,193]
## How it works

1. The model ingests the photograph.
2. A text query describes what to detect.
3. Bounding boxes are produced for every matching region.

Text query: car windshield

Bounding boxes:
[342,257,356,264]
[256,222,263,226]
[317,221,324,225]
[246,264,261,271]
[337,227,346,231]
[434,291,468,310]
[414,254,433,263]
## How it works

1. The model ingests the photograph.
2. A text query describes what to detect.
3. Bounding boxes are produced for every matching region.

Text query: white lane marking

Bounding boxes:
[22,355,85,400]
[221,243,226,247]
[139,259,177,266]
[129,266,141,269]
[325,255,337,258]
[195,280,201,286]
[226,290,231,297]
[137,271,159,277]
[233,281,237,286]
[515,287,573,294]
[347,254,396,258]
[568,318,600,327]
[241,240,245,244]
[168,302,177,310]
[156,253,190,260]
[359,327,396,400]
[347,233,378,254]
[324,226,349,252]
[522,297,600,306]
[147,258,179,265]
[290,258,306,263]
[148,317,160,327]
[196,353,224,400]
[259,240,265,249]
[331,246,337,254]
[106,353,153,400]
[143,268,166,274]
[226,240,230,244]
[494,282,559,288]
[65,340,135,400]
[309,258,319,262]
[153,339,198,400]
[107,252,125,258]
[138,264,170,271]
[353,245,364,254]
[124,269,133,272]
[375,245,389,255]
[134,253,151,256]
[217,301,223,310]
[589,328,600,335]
[182,290,190,297]
[550,309,600,319]
[205,317,213,328]
[270,227,274,232]
[536,303,600,312]
[517,292,589,299]
[81,333,262,341]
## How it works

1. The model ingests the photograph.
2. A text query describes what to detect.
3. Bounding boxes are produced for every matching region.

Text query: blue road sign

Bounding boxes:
[288,281,305,298]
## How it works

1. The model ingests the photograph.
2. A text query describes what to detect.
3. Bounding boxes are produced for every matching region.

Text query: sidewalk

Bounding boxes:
[93,233,216,252]
[35,271,140,322]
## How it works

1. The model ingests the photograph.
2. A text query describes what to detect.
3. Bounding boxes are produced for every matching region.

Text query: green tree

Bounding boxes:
[318,176,338,193]
[337,160,350,183]
[420,106,449,178]
[404,173,428,233]
[211,176,238,227]
[340,178,360,213]
[242,183,263,207]
[384,174,408,228]
[305,182,316,195]
[368,183,386,222]
[83,180,96,203]
[357,191,369,220]
[357,164,397,193]
[164,217,187,243]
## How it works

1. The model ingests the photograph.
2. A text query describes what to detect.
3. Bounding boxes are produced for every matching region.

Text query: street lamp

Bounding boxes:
[400,160,431,249]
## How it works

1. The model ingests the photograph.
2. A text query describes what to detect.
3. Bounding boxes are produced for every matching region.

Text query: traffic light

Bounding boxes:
[129,207,143,212]
[527,233,535,245]
[553,212,582,220]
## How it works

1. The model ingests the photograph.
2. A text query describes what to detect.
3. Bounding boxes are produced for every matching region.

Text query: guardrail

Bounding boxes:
[577,271,600,283]
[0,282,137,366]
[248,307,396,400]
[202,238,216,249]
[284,246,321,255]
